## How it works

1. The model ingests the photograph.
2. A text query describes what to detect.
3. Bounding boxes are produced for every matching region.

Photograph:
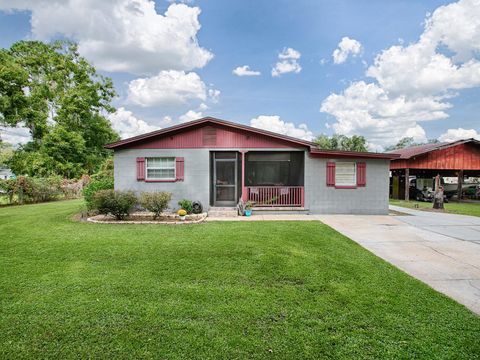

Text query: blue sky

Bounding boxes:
[0,0,479,149]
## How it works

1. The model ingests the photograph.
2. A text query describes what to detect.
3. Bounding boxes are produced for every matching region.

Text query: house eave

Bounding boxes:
[309,149,401,160]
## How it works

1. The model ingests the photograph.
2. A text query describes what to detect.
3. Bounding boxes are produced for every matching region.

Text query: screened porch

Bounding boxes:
[243,151,305,207]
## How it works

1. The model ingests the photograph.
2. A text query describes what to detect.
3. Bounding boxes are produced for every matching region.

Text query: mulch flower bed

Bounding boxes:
[87,212,207,224]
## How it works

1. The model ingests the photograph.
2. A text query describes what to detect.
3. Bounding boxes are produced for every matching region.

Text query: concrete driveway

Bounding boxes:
[315,206,480,315]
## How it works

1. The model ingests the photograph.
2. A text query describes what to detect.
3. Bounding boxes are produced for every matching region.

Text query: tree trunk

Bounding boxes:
[433,174,444,210]
[405,168,410,201]
[457,170,463,201]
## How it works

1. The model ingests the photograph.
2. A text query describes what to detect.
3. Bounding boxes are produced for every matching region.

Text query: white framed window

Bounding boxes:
[335,162,356,187]
[146,157,175,180]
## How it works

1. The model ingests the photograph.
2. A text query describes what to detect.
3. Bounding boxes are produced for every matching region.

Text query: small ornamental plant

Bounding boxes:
[139,191,172,219]
[178,209,187,220]
[178,199,193,214]
[244,201,254,216]
[245,201,253,210]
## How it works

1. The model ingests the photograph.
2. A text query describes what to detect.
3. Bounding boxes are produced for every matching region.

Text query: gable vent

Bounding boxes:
[202,126,217,146]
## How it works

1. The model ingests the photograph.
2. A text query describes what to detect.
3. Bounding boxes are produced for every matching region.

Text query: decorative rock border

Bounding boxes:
[87,212,207,225]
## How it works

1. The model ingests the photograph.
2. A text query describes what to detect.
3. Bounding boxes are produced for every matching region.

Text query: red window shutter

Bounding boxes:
[326,162,335,187]
[176,157,184,181]
[357,162,366,187]
[136,157,145,181]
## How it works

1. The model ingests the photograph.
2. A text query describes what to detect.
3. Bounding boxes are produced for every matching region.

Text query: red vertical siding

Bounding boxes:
[129,124,307,149]
[390,143,480,170]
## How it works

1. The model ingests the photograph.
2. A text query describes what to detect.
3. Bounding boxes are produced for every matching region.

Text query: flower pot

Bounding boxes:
[179,215,186,221]
[244,209,252,217]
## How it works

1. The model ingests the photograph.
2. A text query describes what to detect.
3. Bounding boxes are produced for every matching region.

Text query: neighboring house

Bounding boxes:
[0,168,14,180]
[389,139,480,200]
[106,117,399,214]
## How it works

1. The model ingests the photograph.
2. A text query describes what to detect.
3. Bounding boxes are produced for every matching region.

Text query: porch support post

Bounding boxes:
[241,151,247,201]
[405,168,410,201]
[457,170,464,201]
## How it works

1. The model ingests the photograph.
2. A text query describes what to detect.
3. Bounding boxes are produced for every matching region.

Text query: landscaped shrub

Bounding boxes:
[83,177,114,210]
[93,190,137,220]
[139,192,172,219]
[1,176,78,205]
[30,176,63,202]
[178,199,193,214]
[14,176,35,204]
[0,179,16,204]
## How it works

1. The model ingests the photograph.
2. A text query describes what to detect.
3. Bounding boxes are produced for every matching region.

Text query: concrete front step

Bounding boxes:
[252,207,309,215]
[208,207,238,218]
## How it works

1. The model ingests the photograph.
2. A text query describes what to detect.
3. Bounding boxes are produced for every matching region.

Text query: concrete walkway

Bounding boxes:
[315,207,480,315]
[206,214,314,221]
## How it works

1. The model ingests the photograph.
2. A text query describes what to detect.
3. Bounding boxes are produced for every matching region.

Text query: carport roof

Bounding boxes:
[387,139,480,159]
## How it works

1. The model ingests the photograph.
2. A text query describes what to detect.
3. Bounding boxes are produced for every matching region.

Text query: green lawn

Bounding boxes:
[390,199,480,217]
[1,201,479,359]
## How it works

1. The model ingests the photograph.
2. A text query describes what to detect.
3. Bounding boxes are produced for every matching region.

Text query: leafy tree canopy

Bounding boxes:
[0,40,119,178]
[384,137,439,151]
[314,134,368,152]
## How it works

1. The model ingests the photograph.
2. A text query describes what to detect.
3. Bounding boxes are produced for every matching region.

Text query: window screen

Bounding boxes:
[335,162,356,186]
[146,157,175,180]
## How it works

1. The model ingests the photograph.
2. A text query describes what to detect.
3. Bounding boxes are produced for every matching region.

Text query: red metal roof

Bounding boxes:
[390,139,480,171]
[387,139,480,159]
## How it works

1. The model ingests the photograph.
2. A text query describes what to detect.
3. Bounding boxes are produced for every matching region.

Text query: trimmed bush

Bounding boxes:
[31,176,63,202]
[92,190,137,220]
[83,177,114,210]
[0,179,16,204]
[1,176,75,205]
[178,199,193,214]
[139,192,172,219]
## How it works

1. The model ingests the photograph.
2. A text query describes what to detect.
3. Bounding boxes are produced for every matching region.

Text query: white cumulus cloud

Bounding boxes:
[178,110,203,123]
[332,37,363,64]
[321,0,480,150]
[0,1,213,75]
[438,128,480,142]
[271,47,302,77]
[108,107,158,139]
[127,70,207,107]
[250,115,314,141]
[232,65,261,76]
[208,89,220,103]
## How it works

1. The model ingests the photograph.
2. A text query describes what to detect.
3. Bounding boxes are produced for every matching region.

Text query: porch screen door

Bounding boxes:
[214,152,237,206]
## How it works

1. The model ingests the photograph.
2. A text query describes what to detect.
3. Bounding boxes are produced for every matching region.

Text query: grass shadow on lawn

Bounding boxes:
[1,200,479,359]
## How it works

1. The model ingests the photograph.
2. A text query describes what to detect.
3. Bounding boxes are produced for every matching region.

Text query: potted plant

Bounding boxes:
[244,201,253,217]
[178,209,187,221]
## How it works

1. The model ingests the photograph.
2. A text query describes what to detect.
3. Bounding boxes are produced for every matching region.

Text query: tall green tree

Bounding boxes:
[314,134,368,152]
[0,40,119,177]
[384,137,439,151]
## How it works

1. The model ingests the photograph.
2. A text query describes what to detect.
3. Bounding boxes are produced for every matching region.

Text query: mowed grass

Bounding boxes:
[1,201,479,359]
[390,199,480,217]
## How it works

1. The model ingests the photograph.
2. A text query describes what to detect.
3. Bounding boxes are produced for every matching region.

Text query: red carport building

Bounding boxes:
[389,139,480,200]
